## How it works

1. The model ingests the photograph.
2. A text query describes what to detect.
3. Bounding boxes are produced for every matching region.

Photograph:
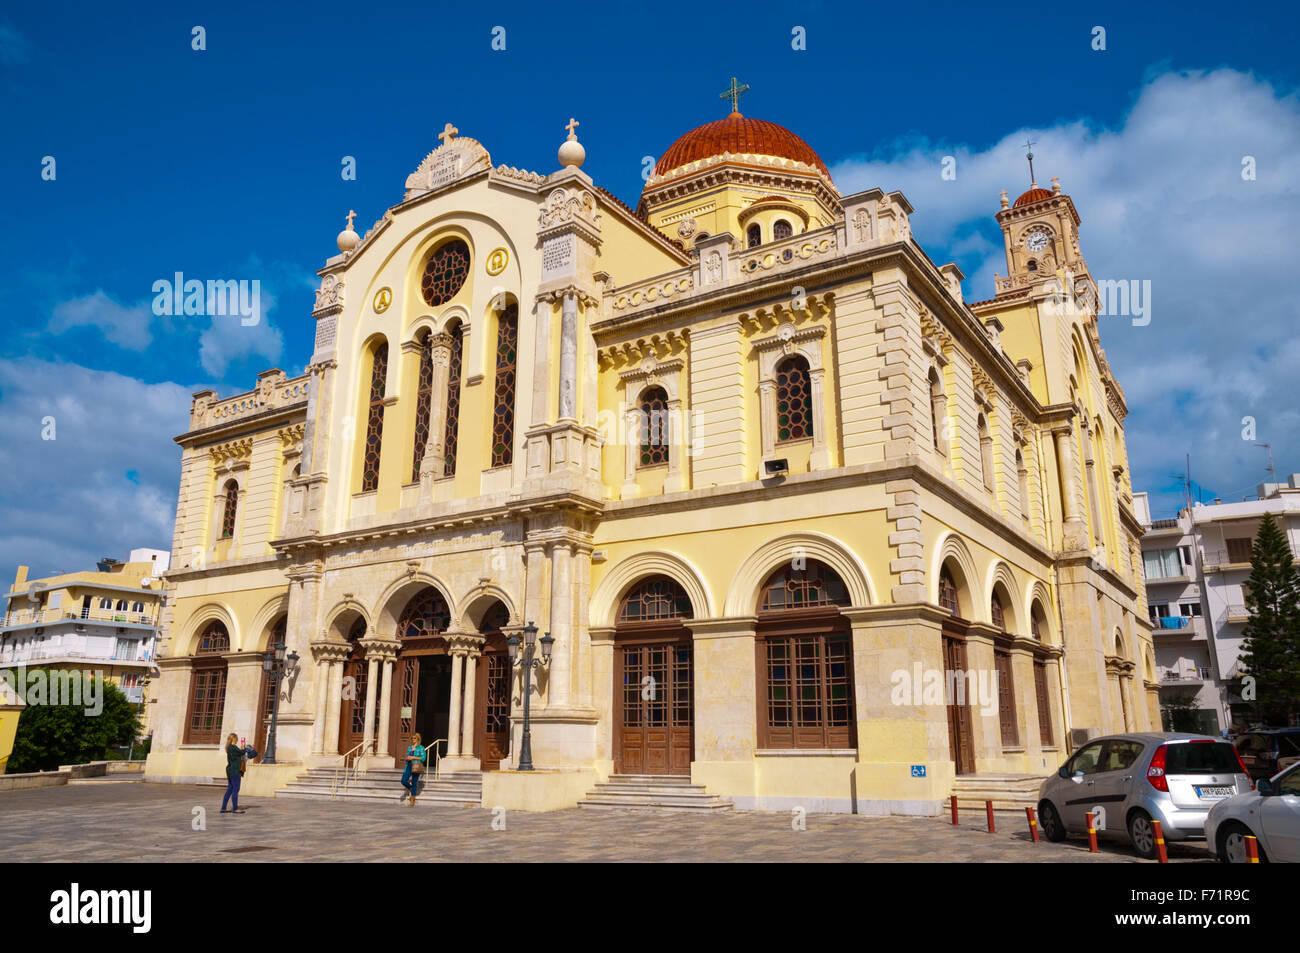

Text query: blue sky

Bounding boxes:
[1,0,1297,575]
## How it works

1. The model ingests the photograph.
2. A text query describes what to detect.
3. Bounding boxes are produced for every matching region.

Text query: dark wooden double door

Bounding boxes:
[615,626,693,776]
[943,623,976,776]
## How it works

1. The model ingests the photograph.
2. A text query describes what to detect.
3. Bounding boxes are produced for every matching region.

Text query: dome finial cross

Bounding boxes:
[439,122,458,145]
[720,76,749,115]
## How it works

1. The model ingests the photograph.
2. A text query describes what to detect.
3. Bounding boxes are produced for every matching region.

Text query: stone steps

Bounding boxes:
[951,774,1048,811]
[275,767,482,807]
[579,774,732,813]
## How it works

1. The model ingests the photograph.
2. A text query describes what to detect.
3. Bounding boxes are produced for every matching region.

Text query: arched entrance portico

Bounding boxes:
[389,587,454,765]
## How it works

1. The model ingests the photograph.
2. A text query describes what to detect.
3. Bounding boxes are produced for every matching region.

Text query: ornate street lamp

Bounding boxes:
[506,621,553,771]
[261,639,300,765]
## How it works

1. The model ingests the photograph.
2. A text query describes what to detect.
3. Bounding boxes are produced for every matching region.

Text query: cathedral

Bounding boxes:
[144,84,1157,814]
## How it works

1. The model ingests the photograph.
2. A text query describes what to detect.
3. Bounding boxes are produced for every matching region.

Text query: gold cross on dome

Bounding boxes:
[345,209,356,229]
[720,76,749,114]
[566,117,579,136]
[438,122,458,144]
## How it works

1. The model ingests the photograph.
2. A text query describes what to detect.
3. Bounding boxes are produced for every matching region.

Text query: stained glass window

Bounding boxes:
[362,342,388,492]
[638,386,670,467]
[397,588,451,639]
[491,305,517,468]
[991,592,1005,630]
[776,355,813,442]
[420,239,470,307]
[444,323,463,477]
[759,561,850,611]
[618,576,693,623]
[747,223,762,248]
[220,481,238,539]
[477,601,511,634]
[411,336,434,483]
[773,219,793,240]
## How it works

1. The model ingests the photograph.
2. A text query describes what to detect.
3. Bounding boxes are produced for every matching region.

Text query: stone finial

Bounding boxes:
[336,209,360,253]
[1051,175,1061,194]
[558,117,585,168]
[999,189,1009,209]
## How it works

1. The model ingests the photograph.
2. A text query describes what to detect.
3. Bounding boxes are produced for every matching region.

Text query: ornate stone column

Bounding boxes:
[418,332,454,493]
[1052,423,1088,551]
[372,638,400,759]
[559,292,578,420]
[809,367,830,469]
[665,398,685,492]
[443,632,486,772]
[621,407,640,499]
[758,380,777,460]
[309,640,349,756]
[324,659,343,755]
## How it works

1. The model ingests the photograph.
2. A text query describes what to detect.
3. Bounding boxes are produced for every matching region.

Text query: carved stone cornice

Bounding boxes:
[210,438,254,465]
[444,632,487,657]
[535,284,600,308]
[750,321,826,354]
[312,275,344,316]
[359,636,401,662]
[306,359,338,376]
[310,639,350,663]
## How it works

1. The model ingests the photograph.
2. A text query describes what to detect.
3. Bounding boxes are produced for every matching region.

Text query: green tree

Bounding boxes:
[5,671,141,774]
[1239,512,1300,725]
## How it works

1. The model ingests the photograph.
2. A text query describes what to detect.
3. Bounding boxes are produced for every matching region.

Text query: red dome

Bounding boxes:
[1013,186,1053,208]
[654,113,831,179]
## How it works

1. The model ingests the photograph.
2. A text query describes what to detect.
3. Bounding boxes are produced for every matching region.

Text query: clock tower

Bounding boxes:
[993,172,1091,299]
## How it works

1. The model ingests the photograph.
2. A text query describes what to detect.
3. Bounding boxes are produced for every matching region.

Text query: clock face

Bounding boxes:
[1026,229,1050,253]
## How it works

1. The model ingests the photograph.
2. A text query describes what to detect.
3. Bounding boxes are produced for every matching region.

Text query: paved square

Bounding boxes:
[0,783,1210,862]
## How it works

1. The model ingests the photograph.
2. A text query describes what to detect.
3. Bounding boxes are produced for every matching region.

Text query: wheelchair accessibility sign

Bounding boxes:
[910,765,926,778]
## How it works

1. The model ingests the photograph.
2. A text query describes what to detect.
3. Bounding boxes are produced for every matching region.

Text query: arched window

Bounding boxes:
[491,304,518,468]
[747,223,762,248]
[757,560,853,749]
[759,561,850,611]
[99,598,112,610]
[938,566,960,616]
[340,616,377,752]
[411,333,435,484]
[420,239,470,307]
[978,414,995,493]
[132,601,144,613]
[443,322,463,477]
[220,480,239,539]
[362,342,388,492]
[1027,259,1037,272]
[638,386,670,467]
[115,599,128,611]
[397,588,452,639]
[1017,448,1030,521]
[186,621,229,745]
[929,368,946,454]
[618,576,693,623]
[990,592,1005,630]
[773,219,793,240]
[775,355,813,442]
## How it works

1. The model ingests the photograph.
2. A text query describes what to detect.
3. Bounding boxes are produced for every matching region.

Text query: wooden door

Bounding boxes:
[943,633,976,775]
[390,655,420,764]
[475,647,511,770]
[615,637,692,775]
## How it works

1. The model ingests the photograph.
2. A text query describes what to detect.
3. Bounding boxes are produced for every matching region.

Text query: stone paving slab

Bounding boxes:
[0,783,1209,863]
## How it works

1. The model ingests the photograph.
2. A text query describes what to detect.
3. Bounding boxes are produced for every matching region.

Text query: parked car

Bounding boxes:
[1234,729,1300,781]
[1205,761,1300,862]
[1038,732,1252,859]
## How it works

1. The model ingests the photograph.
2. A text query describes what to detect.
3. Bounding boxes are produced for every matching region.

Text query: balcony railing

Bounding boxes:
[2,607,158,628]
[0,648,154,665]
[1158,669,1206,684]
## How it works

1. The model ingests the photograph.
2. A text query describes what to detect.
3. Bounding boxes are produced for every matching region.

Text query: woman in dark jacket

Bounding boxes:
[221,732,257,814]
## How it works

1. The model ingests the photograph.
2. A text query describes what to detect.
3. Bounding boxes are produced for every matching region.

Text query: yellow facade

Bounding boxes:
[145,110,1157,811]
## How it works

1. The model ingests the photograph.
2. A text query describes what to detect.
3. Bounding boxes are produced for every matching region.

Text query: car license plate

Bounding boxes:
[1196,785,1233,798]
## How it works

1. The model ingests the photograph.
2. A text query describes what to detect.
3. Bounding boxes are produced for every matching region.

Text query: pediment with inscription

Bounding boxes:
[404,136,493,199]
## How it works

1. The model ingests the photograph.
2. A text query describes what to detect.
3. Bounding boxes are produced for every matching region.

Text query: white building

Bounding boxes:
[1135,477,1300,732]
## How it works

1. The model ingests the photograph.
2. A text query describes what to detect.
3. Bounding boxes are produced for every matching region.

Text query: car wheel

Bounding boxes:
[1217,822,1268,863]
[1039,800,1066,842]
[1128,810,1158,860]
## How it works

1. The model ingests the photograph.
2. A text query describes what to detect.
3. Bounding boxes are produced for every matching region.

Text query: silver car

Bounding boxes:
[1205,760,1300,862]
[1037,732,1252,859]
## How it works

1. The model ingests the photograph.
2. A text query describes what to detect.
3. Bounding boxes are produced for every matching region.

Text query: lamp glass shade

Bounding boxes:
[506,634,520,663]
[540,632,555,659]
[262,655,273,673]
[523,621,538,647]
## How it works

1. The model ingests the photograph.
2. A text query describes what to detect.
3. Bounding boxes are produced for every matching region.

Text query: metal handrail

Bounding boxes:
[332,738,373,799]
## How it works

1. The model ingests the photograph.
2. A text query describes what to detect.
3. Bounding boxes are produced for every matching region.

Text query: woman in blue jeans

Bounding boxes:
[221,733,257,814]
[401,733,426,805]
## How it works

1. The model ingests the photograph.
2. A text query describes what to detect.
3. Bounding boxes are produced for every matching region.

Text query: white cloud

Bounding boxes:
[197,284,285,377]
[829,68,1300,516]
[49,290,154,350]
[0,358,191,577]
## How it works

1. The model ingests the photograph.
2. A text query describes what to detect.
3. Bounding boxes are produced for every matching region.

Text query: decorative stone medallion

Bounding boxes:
[373,287,392,313]
[486,247,509,276]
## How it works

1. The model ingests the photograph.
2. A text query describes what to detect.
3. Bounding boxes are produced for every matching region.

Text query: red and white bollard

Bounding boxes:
[1151,819,1169,863]
[1086,811,1099,853]
[1026,806,1039,843]
[1246,835,1260,863]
